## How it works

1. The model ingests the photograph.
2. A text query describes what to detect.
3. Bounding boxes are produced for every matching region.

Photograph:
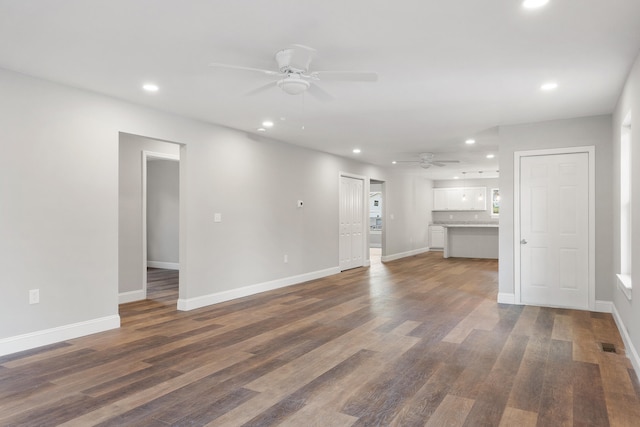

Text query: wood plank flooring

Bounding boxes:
[2,253,640,426]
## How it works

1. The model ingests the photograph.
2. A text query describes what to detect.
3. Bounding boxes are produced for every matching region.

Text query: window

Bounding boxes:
[618,112,632,300]
[491,188,500,217]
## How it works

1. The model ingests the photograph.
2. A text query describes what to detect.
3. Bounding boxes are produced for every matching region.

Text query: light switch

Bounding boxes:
[214,213,222,223]
[29,289,39,304]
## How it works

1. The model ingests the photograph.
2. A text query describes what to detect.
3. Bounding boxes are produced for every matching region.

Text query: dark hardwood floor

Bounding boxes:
[1,253,639,426]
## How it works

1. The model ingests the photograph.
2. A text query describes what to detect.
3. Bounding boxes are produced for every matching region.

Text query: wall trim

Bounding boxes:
[594,300,613,313]
[611,303,640,383]
[381,247,429,262]
[147,261,179,270]
[177,267,341,311]
[497,293,516,304]
[118,289,146,304]
[0,315,120,357]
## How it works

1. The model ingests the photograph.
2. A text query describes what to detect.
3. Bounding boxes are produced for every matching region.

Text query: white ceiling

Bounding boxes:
[1,0,640,179]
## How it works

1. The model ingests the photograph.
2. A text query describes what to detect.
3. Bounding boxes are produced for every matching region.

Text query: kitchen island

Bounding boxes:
[441,224,499,259]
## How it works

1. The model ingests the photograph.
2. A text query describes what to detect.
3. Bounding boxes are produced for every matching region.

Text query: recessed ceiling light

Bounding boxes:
[257,128,266,132]
[262,120,274,128]
[392,161,397,164]
[540,82,558,91]
[523,0,549,9]
[142,83,159,92]
[465,139,476,145]
[486,154,495,159]
[454,176,459,179]
[353,149,361,154]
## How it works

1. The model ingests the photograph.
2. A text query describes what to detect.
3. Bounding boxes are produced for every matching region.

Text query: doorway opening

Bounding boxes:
[144,152,180,304]
[118,133,182,309]
[369,179,385,265]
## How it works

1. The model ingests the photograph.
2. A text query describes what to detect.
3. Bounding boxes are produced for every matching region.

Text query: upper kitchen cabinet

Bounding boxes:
[433,187,487,211]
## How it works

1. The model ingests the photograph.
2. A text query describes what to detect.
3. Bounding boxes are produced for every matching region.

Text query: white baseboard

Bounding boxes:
[381,247,429,262]
[611,304,640,383]
[118,289,146,304]
[595,300,613,313]
[0,315,120,357]
[147,261,179,270]
[177,267,341,311]
[497,293,516,304]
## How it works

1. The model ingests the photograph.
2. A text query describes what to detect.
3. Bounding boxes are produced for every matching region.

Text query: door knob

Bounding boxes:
[521,239,528,245]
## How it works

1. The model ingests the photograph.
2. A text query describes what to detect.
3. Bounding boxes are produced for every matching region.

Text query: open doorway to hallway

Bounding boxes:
[118,133,182,308]
[369,179,385,265]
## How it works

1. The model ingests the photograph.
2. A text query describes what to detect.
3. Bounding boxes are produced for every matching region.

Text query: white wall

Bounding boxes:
[119,135,180,295]
[612,51,640,373]
[498,115,613,303]
[0,68,431,353]
[147,159,180,267]
[384,173,433,257]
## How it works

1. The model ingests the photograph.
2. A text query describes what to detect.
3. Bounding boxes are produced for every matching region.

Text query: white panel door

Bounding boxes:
[340,176,364,271]
[520,152,589,309]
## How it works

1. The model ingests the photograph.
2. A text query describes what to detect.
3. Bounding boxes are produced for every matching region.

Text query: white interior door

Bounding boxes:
[520,152,589,309]
[340,176,364,271]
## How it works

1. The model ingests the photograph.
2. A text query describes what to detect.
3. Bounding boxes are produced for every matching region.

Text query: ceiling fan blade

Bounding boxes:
[307,83,334,102]
[209,62,282,76]
[394,160,420,163]
[434,160,460,163]
[245,81,277,96]
[310,71,378,82]
[432,162,447,167]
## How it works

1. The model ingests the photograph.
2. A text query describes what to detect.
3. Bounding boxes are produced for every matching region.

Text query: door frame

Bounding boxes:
[142,150,180,299]
[339,172,369,269]
[513,146,595,310]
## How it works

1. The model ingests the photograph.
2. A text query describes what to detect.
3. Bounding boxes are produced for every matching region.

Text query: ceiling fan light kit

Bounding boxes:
[277,75,310,95]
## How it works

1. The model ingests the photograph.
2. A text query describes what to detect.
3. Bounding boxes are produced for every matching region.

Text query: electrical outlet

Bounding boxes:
[474,214,478,219]
[214,213,222,223]
[29,289,39,304]
[284,254,288,263]
[449,214,453,220]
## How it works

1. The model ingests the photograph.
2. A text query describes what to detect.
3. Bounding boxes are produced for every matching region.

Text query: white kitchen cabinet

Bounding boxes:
[429,225,445,248]
[433,187,486,211]
[433,188,448,211]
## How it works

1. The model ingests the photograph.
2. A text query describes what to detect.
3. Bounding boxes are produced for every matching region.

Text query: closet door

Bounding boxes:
[340,176,364,271]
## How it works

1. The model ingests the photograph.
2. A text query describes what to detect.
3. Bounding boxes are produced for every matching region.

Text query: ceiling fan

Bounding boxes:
[396,153,460,169]
[209,44,378,101]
